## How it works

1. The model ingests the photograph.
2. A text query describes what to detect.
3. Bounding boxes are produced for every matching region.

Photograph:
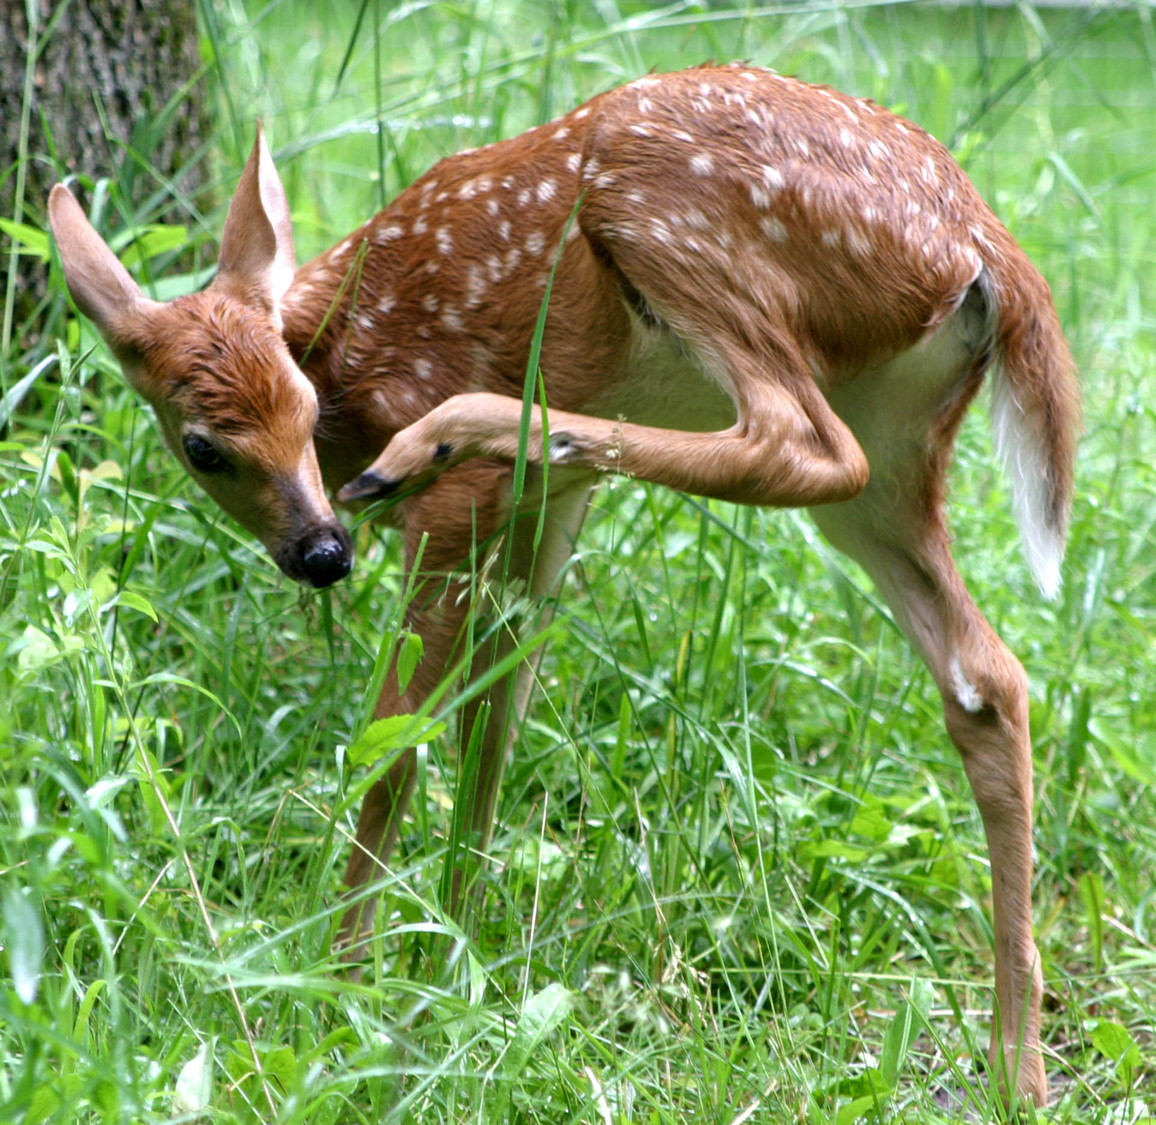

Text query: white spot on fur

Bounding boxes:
[499,219,512,241]
[575,107,590,119]
[750,184,772,210]
[566,152,581,173]
[821,229,842,249]
[517,186,532,208]
[486,198,500,216]
[761,165,785,190]
[414,358,433,381]
[525,231,546,256]
[465,264,487,308]
[377,292,397,315]
[690,153,714,177]
[845,227,873,257]
[649,217,672,244]
[630,123,655,138]
[487,254,503,283]
[537,179,557,203]
[949,656,984,713]
[435,227,453,255]
[412,215,428,236]
[422,293,439,313]
[581,156,601,181]
[552,126,570,141]
[441,304,464,332]
[684,207,710,231]
[761,216,789,242]
[376,224,404,243]
[594,172,617,189]
[840,127,855,148]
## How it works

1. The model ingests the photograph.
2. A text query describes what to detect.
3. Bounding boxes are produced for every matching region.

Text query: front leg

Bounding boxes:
[339,362,869,511]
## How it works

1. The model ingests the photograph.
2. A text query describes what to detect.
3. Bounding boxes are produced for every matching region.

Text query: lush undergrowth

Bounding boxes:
[2,2,1155,1122]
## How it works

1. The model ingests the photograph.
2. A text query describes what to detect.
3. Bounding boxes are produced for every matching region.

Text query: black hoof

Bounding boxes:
[337,472,401,502]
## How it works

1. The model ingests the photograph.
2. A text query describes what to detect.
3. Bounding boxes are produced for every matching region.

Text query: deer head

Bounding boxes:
[49,130,353,588]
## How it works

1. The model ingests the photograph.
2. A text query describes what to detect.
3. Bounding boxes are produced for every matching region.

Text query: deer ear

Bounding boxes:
[48,184,161,352]
[215,124,297,311]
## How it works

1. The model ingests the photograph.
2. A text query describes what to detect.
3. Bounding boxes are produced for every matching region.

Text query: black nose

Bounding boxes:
[300,526,354,588]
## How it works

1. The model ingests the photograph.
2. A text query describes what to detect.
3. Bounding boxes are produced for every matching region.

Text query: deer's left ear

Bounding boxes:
[215,124,297,311]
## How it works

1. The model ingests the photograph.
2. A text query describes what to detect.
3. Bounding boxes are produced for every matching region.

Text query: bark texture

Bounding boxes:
[2,0,208,331]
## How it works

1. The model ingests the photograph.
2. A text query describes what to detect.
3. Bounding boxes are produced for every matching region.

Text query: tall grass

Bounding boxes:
[2,1,1155,1122]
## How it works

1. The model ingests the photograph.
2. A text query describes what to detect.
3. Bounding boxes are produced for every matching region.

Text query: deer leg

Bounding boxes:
[337,465,592,948]
[447,473,593,909]
[809,497,1046,1107]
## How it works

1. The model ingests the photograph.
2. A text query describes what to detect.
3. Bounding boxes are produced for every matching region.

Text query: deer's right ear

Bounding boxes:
[215,124,297,314]
[48,184,161,355]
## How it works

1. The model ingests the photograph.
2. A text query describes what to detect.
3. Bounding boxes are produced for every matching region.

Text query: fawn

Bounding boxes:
[49,64,1078,1106]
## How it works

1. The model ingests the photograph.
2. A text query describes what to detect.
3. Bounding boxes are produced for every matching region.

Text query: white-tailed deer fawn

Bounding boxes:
[49,64,1078,1107]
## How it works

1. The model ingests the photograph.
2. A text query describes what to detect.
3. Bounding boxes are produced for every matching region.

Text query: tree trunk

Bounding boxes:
[1,0,209,347]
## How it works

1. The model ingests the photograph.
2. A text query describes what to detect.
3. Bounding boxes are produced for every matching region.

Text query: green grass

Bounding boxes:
[3,1,1156,1121]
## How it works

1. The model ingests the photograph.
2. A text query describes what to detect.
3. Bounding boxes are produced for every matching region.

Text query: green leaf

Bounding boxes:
[501,982,574,1080]
[173,1042,214,1116]
[113,223,189,267]
[802,838,871,862]
[835,1094,880,1124]
[395,631,424,694]
[879,978,932,1091]
[1093,1020,1140,1087]
[3,887,45,1004]
[346,713,447,767]
[263,1044,297,1092]
[110,589,159,622]
[0,217,50,260]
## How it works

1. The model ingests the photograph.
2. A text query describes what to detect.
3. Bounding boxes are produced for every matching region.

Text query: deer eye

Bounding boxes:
[183,434,228,473]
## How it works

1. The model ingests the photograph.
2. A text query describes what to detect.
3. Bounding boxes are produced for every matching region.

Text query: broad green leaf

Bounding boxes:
[110,590,159,622]
[3,887,45,1004]
[346,713,446,767]
[0,217,50,260]
[501,982,574,1079]
[173,1041,214,1115]
[801,838,871,862]
[880,978,933,1090]
[395,631,424,693]
[1093,1020,1140,1086]
[112,223,188,266]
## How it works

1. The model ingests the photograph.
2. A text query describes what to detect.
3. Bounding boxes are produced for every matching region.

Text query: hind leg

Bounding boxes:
[810,488,1046,1106]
